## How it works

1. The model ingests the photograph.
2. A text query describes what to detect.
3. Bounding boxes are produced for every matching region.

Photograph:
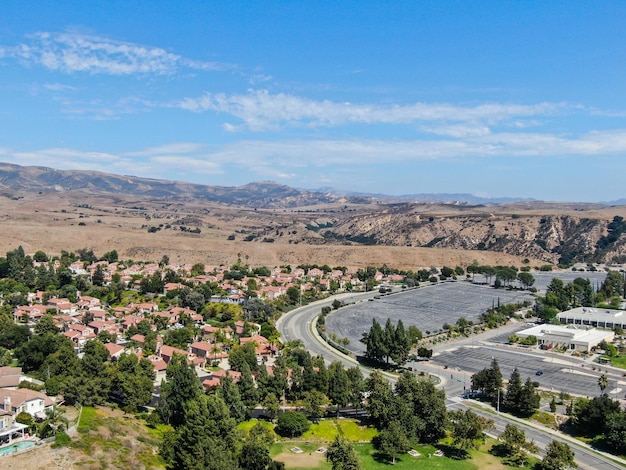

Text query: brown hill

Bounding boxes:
[0,162,624,268]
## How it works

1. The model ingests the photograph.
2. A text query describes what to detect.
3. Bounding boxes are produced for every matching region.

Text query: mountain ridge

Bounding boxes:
[0,161,612,207]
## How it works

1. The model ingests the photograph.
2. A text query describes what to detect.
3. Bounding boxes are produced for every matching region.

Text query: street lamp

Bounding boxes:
[497,387,500,413]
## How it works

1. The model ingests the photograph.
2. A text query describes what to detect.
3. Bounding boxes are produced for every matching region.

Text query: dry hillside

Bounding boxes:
[0,162,624,269]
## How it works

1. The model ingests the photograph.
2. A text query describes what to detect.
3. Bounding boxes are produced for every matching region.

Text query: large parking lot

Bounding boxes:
[326,271,609,356]
[326,281,534,355]
[429,344,622,399]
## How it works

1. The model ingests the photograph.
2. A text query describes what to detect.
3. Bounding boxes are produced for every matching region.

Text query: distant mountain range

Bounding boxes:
[0,161,619,207]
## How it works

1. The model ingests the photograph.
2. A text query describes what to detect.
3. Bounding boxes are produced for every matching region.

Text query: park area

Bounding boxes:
[264,418,509,470]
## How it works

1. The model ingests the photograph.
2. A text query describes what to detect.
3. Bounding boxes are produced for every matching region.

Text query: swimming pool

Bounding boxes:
[0,440,36,456]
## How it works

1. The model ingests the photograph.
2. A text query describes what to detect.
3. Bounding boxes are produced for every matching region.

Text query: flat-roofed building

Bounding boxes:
[557,307,626,330]
[517,323,613,353]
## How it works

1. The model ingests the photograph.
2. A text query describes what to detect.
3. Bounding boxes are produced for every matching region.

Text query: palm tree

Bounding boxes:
[598,374,609,395]
[39,406,69,438]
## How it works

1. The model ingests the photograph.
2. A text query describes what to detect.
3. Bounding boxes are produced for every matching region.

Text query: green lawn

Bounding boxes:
[603,355,626,369]
[76,406,101,433]
[238,418,275,433]
[303,418,378,442]
[353,443,481,469]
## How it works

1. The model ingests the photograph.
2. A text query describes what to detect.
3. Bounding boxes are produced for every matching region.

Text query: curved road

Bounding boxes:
[276,291,626,470]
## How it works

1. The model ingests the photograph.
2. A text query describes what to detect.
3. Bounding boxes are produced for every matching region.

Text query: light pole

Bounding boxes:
[497,387,500,413]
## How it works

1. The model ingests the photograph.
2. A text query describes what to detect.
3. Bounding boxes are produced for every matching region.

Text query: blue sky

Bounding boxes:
[1,1,625,202]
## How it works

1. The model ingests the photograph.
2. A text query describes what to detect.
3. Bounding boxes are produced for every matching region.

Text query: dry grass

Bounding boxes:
[0,193,545,269]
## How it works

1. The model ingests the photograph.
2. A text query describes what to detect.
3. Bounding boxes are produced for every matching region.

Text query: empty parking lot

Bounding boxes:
[326,281,534,356]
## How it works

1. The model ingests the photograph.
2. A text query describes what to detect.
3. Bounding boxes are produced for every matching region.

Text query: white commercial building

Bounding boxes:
[516,324,614,353]
[557,307,626,330]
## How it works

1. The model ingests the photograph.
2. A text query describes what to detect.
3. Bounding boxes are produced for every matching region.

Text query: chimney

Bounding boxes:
[3,396,10,410]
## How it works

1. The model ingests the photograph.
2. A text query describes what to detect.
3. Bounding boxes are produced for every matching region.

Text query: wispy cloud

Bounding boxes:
[203,128,626,168]
[43,83,78,92]
[176,89,568,131]
[3,128,626,188]
[3,32,231,75]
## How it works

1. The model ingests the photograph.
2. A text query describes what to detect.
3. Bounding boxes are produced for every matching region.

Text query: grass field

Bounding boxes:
[603,355,626,369]
[268,416,514,470]
[239,417,378,443]
[271,441,512,470]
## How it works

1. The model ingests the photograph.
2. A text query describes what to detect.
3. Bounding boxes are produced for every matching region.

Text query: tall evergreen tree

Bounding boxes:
[346,367,365,407]
[328,361,350,407]
[159,353,203,426]
[517,377,541,417]
[383,318,395,364]
[504,367,523,412]
[365,318,385,363]
[238,361,259,408]
[391,319,410,365]
[218,375,246,423]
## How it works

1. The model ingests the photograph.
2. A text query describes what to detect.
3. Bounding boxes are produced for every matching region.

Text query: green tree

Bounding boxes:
[393,373,447,444]
[346,367,365,407]
[572,394,621,436]
[605,413,626,454]
[517,272,535,290]
[159,353,203,426]
[471,357,502,407]
[374,420,409,464]
[302,390,326,421]
[328,361,350,408]
[112,353,155,412]
[33,250,49,262]
[391,319,410,365]
[504,367,523,412]
[448,409,493,454]
[161,394,239,470]
[261,392,280,420]
[383,319,395,364]
[541,440,575,470]
[275,411,310,438]
[365,370,393,428]
[34,313,59,336]
[238,361,259,408]
[326,435,362,470]
[517,377,541,417]
[497,424,538,467]
[365,318,385,363]
[218,375,246,423]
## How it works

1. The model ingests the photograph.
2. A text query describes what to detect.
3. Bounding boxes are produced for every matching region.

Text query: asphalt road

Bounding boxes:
[277,292,626,470]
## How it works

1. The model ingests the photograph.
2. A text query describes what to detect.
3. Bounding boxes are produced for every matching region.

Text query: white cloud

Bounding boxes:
[126,143,206,156]
[43,83,77,92]
[3,128,625,188]
[201,128,626,168]
[176,89,567,131]
[3,32,231,75]
[150,156,222,175]
[420,124,491,138]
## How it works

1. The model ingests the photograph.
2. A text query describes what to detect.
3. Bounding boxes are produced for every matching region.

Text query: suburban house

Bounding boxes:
[0,389,55,420]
